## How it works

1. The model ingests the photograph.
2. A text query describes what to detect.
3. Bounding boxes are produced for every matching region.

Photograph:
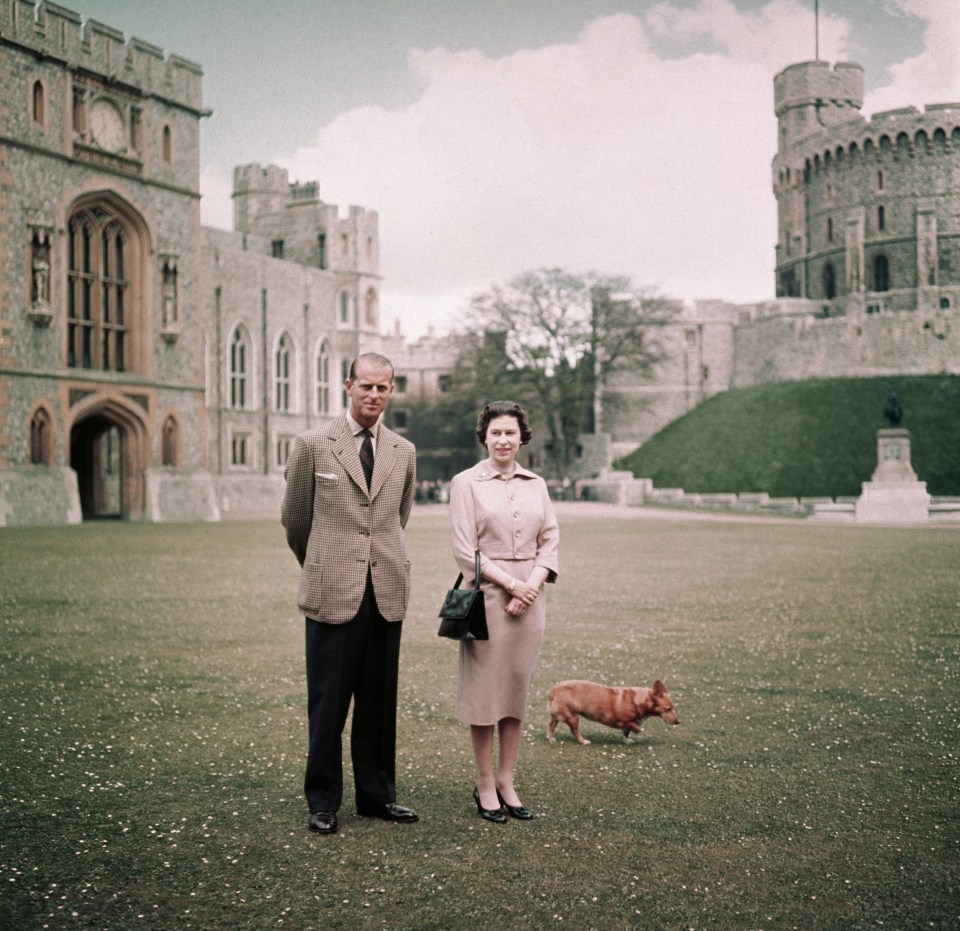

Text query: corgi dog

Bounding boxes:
[547,679,678,745]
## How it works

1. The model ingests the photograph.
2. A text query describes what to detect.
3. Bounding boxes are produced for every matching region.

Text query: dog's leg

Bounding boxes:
[621,723,641,744]
[568,715,590,745]
[547,713,558,742]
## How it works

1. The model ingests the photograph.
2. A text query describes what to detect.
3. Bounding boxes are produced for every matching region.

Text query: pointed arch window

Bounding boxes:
[364,287,378,327]
[823,263,836,300]
[341,358,350,410]
[873,255,890,293]
[161,415,180,466]
[32,80,45,124]
[877,205,886,233]
[339,291,350,325]
[162,125,172,163]
[67,206,133,372]
[230,327,250,409]
[316,340,331,414]
[30,407,53,464]
[275,332,293,412]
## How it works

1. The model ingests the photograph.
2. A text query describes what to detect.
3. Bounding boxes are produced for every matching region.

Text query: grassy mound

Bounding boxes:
[616,375,960,497]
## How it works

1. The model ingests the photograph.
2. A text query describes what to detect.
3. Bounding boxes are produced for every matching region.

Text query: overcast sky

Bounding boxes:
[71,1,960,338]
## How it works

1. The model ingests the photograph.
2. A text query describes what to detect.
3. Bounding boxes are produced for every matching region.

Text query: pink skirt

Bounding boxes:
[456,556,546,725]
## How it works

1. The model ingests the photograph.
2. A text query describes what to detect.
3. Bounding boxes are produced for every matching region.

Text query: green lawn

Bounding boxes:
[617,375,960,497]
[1,507,958,930]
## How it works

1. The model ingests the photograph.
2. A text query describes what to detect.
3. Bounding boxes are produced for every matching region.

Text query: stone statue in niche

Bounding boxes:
[31,235,50,306]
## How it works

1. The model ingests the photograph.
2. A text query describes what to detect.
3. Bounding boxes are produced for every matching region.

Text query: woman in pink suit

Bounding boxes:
[449,401,559,822]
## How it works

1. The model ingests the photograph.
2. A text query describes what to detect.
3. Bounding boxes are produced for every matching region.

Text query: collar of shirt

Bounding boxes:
[474,462,538,481]
[346,413,380,451]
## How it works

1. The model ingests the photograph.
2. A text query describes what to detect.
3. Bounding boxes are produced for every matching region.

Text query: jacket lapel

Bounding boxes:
[369,431,398,500]
[331,418,369,494]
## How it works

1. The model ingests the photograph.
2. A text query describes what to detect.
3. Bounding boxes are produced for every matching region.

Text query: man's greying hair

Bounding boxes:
[349,352,395,381]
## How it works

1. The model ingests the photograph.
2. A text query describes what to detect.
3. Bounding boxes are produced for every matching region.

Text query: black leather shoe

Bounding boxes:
[308,811,339,834]
[496,788,533,820]
[357,802,419,823]
[473,786,507,823]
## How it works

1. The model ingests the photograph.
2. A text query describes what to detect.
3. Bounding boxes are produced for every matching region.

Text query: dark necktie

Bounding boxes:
[359,428,374,489]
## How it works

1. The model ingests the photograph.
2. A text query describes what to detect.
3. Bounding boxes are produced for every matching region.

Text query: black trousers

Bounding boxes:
[303,576,402,813]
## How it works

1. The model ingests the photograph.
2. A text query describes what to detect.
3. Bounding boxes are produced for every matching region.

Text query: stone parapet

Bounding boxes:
[1,1,204,112]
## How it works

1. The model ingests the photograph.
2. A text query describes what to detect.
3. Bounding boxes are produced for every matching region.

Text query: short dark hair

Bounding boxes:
[475,401,533,446]
[349,352,394,381]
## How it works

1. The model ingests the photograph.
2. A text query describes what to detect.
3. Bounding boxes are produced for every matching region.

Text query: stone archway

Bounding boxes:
[69,398,148,520]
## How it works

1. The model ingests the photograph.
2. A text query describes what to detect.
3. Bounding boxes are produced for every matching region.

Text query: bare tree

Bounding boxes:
[462,268,677,487]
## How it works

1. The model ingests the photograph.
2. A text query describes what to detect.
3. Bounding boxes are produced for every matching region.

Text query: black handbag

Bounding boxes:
[437,551,488,641]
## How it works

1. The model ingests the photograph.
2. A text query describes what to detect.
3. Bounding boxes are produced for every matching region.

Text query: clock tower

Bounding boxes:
[0,1,216,523]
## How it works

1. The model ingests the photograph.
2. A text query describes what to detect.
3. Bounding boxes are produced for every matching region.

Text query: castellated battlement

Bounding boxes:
[232,163,379,275]
[0,0,203,111]
[785,102,960,168]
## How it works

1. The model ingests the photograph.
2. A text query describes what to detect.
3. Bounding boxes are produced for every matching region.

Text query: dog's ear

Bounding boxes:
[653,679,666,696]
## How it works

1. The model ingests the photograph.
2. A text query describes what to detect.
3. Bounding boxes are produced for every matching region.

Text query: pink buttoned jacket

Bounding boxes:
[449,461,559,585]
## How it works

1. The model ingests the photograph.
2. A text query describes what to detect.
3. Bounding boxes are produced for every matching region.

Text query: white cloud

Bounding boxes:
[244,0,951,339]
[200,163,233,231]
[864,0,960,114]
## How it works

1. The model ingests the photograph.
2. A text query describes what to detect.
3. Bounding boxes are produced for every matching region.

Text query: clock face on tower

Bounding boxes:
[89,99,125,152]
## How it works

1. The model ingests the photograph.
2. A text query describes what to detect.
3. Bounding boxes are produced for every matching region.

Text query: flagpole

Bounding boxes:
[815,0,820,61]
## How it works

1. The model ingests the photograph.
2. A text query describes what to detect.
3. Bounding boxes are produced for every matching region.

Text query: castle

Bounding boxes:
[0,2,448,524]
[600,60,960,460]
[1,4,958,525]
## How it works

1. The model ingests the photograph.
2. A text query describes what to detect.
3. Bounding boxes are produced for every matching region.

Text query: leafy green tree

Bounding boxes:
[456,268,677,487]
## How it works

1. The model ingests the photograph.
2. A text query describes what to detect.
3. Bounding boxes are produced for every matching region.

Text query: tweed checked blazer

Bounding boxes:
[281,415,416,623]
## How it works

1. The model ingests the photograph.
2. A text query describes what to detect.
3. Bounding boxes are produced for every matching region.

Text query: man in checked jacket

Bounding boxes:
[281,352,418,835]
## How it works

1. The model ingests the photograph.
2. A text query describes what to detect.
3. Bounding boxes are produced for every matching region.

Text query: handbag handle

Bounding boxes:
[452,550,482,591]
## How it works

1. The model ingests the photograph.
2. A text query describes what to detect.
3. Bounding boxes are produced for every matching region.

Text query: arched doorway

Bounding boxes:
[71,414,122,518]
[69,399,148,520]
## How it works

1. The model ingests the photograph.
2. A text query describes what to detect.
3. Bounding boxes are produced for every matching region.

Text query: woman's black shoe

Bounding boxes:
[496,788,533,820]
[473,786,507,823]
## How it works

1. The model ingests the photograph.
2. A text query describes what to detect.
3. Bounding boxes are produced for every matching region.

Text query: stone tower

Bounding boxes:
[0,0,217,523]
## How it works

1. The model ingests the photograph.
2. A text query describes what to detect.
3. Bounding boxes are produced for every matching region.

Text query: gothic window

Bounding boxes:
[823,264,836,300]
[826,217,833,243]
[364,287,378,327]
[316,341,331,414]
[873,255,890,293]
[876,169,885,192]
[32,80,45,124]
[341,233,349,256]
[29,406,53,465]
[231,432,249,466]
[341,358,350,410]
[276,434,293,467]
[877,205,886,233]
[317,233,327,269]
[130,107,143,151]
[230,326,250,409]
[339,291,350,325]
[162,125,172,163]
[395,375,407,394]
[824,181,833,207]
[161,415,180,467]
[72,87,86,133]
[275,332,292,412]
[67,206,134,372]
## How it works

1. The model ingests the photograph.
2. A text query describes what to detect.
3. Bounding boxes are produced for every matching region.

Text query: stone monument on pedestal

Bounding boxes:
[854,428,931,523]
